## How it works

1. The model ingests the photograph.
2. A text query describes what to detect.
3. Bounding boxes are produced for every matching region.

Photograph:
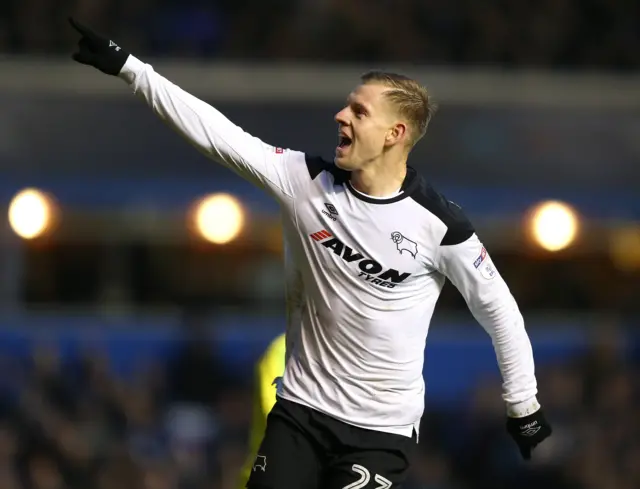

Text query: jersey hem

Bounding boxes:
[276,392,416,439]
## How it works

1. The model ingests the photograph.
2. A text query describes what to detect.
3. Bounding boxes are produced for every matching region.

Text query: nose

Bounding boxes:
[334,107,349,125]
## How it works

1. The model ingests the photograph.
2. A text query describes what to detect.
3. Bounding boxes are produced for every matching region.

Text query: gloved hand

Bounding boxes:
[506,408,552,460]
[69,17,129,76]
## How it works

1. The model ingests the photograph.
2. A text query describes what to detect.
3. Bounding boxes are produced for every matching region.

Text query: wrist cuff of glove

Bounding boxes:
[119,55,144,83]
[105,49,129,77]
[507,397,540,418]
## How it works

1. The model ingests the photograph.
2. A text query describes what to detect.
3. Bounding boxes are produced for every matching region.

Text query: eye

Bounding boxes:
[349,103,366,119]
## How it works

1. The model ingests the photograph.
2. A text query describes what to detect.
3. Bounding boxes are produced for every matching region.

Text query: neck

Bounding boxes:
[349,154,408,197]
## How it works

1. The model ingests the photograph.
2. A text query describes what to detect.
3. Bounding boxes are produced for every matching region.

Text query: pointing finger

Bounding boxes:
[68,17,91,36]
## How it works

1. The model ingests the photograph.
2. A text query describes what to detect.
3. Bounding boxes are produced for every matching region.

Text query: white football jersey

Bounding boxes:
[120,57,540,438]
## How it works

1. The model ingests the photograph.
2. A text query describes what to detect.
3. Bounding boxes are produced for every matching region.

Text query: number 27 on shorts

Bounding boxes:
[343,464,392,489]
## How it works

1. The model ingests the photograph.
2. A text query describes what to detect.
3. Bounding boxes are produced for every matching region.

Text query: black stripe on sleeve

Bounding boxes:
[305,155,327,180]
[304,155,350,185]
[409,179,475,246]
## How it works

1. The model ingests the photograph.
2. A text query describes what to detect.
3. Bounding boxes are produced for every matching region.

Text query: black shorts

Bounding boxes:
[246,397,416,489]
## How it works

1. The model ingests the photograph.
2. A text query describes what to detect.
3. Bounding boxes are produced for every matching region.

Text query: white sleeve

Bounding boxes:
[283,235,304,365]
[118,56,308,200]
[437,233,540,417]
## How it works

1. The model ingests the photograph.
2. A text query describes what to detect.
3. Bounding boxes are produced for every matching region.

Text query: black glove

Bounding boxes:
[69,17,129,76]
[506,409,552,460]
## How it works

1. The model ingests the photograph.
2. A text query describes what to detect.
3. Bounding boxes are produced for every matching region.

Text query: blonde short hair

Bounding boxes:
[361,71,436,147]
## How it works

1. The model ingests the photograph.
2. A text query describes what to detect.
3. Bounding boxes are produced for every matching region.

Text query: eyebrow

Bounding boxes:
[347,99,370,115]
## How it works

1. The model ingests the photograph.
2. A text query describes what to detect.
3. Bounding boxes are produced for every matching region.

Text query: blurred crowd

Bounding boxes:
[0,0,638,69]
[0,324,637,489]
[0,324,250,489]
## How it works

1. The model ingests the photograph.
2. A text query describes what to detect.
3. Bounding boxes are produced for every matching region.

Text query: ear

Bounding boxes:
[385,122,407,147]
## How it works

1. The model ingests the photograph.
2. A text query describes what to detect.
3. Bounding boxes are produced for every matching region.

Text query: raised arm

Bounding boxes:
[69,18,308,200]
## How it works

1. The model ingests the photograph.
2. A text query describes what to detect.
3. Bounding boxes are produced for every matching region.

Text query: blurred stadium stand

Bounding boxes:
[0,2,639,489]
[1,0,639,68]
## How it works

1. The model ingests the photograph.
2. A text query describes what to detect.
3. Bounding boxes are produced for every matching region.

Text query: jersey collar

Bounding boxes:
[345,166,420,205]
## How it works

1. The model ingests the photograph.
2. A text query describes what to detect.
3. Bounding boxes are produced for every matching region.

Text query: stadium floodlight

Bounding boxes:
[191,193,245,244]
[528,200,579,252]
[8,188,56,240]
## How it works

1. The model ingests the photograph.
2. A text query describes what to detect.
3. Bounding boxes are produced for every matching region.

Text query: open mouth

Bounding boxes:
[338,135,353,148]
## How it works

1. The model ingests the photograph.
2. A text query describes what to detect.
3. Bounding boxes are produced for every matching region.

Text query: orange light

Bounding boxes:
[191,193,245,244]
[528,200,579,251]
[8,188,56,239]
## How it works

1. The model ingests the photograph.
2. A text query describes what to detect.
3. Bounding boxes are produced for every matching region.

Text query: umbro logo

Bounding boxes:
[522,426,541,436]
[520,420,541,437]
[322,203,338,221]
[109,40,121,51]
